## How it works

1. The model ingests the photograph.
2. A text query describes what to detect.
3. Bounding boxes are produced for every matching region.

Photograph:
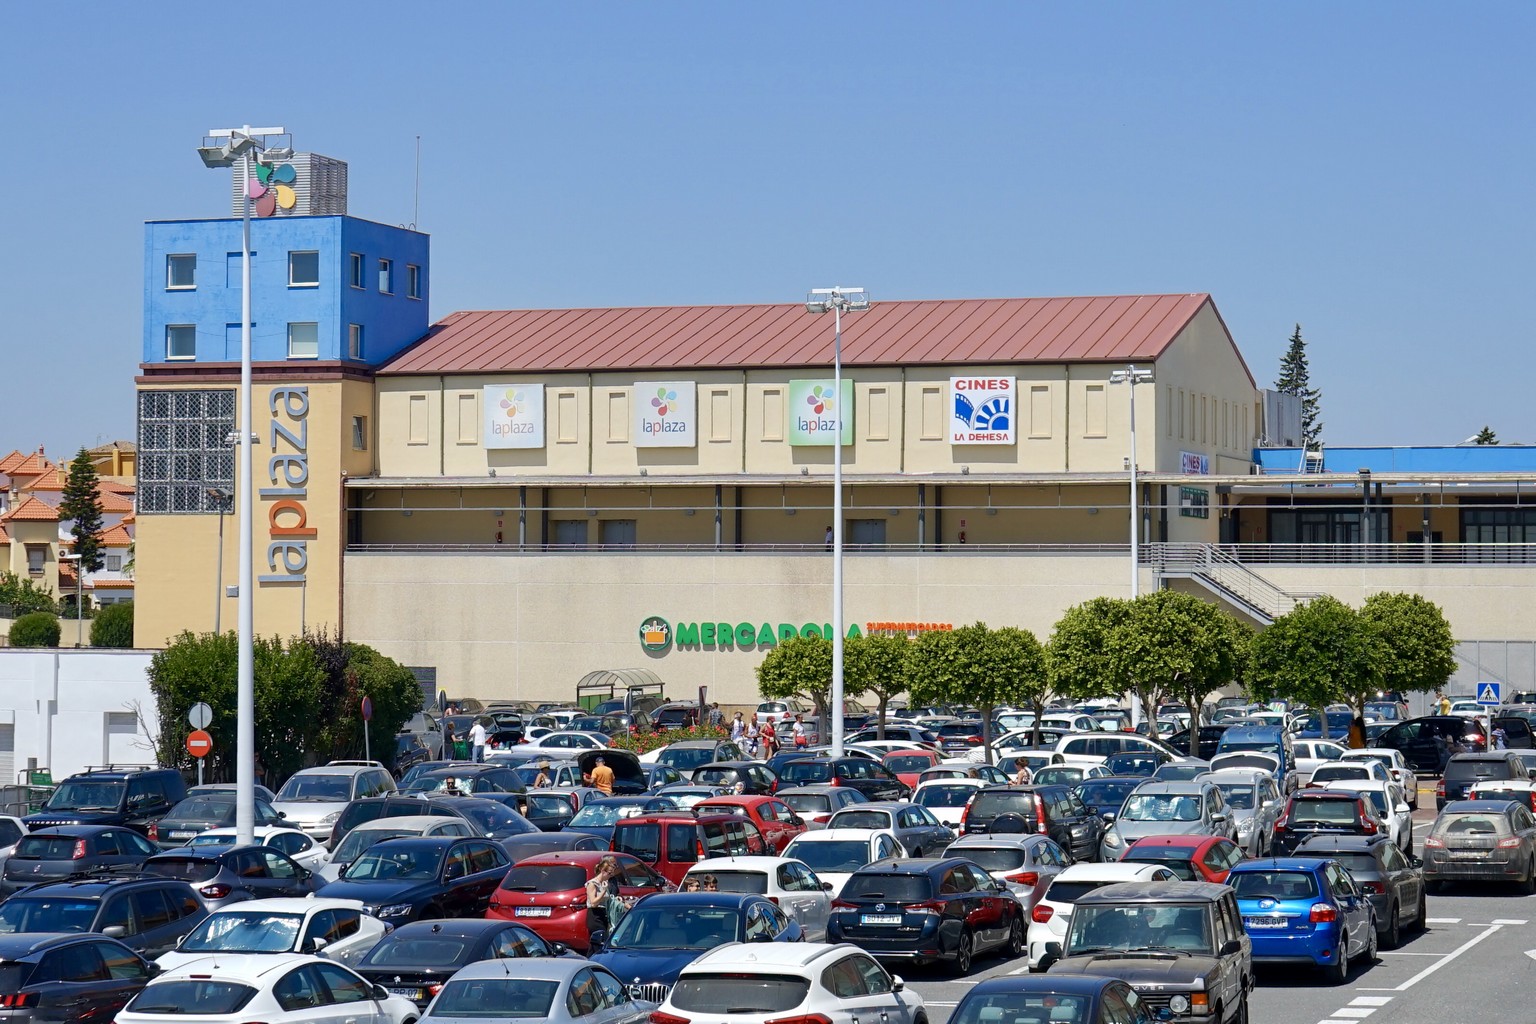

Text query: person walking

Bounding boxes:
[792,713,808,749]
[708,703,724,730]
[588,755,616,796]
[442,722,456,761]
[745,714,761,757]
[468,717,488,763]
[761,718,778,758]
[1436,691,1452,716]
[824,526,833,551]
[731,712,746,742]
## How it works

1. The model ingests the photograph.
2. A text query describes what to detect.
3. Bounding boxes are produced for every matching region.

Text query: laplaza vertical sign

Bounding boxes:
[260,386,313,585]
[787,379,854,446]
[950,376,1016,445]
[483,384,545,449]
[633,381,697,447]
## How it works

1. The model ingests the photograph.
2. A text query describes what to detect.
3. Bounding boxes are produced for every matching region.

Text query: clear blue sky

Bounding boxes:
[3,2,1532,459]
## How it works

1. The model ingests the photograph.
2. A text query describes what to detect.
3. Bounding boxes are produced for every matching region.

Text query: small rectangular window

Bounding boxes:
[26,546,45,576]
[919,386,944,440]
[352,416,368,451]
[599,519,637,548]
[761,388,783,441]
[166,325,196,360]
[1084,383,1108,437]
[1029,385,1052,438]
[866,386,890,441]
[457,393,478,444]
[106,554,123,572]
[408,394,429,445]
[710,389,732,443]
[349,253,365,289]
[378,259,393,294]
[287,322,319,359]
[288,251,319,287]
[553,520,588,547]
[166,254,196,289]
[348,324,364,360]
[407,264,421,300]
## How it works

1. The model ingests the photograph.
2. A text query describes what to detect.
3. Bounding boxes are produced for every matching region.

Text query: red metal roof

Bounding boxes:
[379,294,1218,376]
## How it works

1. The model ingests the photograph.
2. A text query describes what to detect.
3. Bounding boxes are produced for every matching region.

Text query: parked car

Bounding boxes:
[314,836,513,922]
[1293,834,1426,948]
[1151,760,1214,783]
[640,765,685,792]
[1102,751,1169,777]
[1046,880,1253,1023]
[0,817,25,878]
[680,856,833,940]
[882,750,944,789]
[1309,760,1389,787]
[959,785,1105,863]
[523,789,585,831]
[141,845,316,910]
[1215,726,1300,792]
[498,831,609,861]
[1226,857,1377,981]
[921,761,1011,785]
[656,940,926,1024]
[356,918,569,1009]
[1163,725,1231,761]
[691,761,779,796]
[403,765,528,798]
[945,976,1157,1024]
[945,833,1071,915]
[1340,748,1420,808]
[1272,789,1387,857]
[1439,751,1531,808]
[1098,780,1235,861]
[271,761,397,843]
[1033,765,1112,788]
[23,768,187,835]
[773,758,907,801]
[849,725,940,747]
[1071,778,1144,826]
[610,812,769,886]
[694,795,808,853]
[1121,835,1245,884]
[158,897,388,969]
[0,826,159,896]
[186,826,331,873]
[912,779,988,831]
[488,850,671,952]
[776,785,869,826]
[654,740,748,773]
[781,829,906,897]
[1320,780,1415,852]
[1207,768,1286,857]
[828,856,1023,974]
[825,802,954,858]
[1054,734,1180,768]
[116,953,418,1024]
[1024,862,1178,971]
[423,952,652,1024]
[1375,715,1489,772]
[1422,798,1536,891]
[148,793,287,849]
[0,933,159,1024]
[321,814,480,883]
[0,876,207,957]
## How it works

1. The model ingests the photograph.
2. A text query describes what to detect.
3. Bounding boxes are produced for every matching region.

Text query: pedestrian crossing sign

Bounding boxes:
[1477,682,1501,705]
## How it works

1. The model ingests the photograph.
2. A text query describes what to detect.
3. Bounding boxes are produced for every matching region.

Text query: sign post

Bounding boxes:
[185,729,213,786]
[361,696,374,764]
[186,705,214,785]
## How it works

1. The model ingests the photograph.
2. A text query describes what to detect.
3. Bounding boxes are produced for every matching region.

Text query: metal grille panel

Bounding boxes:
[137,389,235,514]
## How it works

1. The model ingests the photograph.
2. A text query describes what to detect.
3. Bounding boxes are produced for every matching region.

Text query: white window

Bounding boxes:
[407,264,421,300]
[166,254,196,289]
[106,554,123,572]
[348,324,364,360]
[287,322,319,359]
[352,416,368,451]
[26,546,45,577]
[166,325,196,360]
[288,251,320,287]
[378,259,393,294]
[349,253,365,288]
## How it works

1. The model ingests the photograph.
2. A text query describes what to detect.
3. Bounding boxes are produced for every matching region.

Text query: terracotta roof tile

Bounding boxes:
[378,294,1217,376]
[57,564,77,587]
[0,451,28,474]
[97,524,133,546]
[90,578,136,589]
[6,453,55,478]
[25,468,65,491]
[121,512,137,525]
[2,496,59,522]
[0,523,8,543]
[100,480,136,495]
[97,489,135,513]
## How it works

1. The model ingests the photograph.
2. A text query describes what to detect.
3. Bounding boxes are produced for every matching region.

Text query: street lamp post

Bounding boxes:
[805,287,871,759]
[199,125,288,846]
[207,487,232,633]
[1109,364,1154,728]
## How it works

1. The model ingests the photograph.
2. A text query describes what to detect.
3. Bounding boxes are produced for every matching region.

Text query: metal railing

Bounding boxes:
[1146,543,1322,620]
[346,542,1135,555]
[1211,542,1536,565]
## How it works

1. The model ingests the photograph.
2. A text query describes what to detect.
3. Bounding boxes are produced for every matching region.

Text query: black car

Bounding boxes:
[960,785,1106,862]
[935,720,986,754]
[1074,778,1144,824]
[499,832,608,860]
[691,761,780,796]
[1294,833,1427,948]
[826,857,1024,975]
[1272,789,1386,856]
[1439,751,1531,808]
[641,764,685,792]
[426,796,538,839]
[1,826,159,896]
[394,734,434,777]
[773,758,907,802]
[0,877,207,957]
[355,918,568,1008]
[23,768,187,835]
[148,793,287,849]
[0,933,160,1024]
[522,791,584,832]
[948,975,1160,1024]
[1375,715,1488,772]
[403,765,528,798]
[140,845,316,908]
[315,836,512,923]
[327,794,476,849]
[1164,726,1231,761]
[654,740,747,774]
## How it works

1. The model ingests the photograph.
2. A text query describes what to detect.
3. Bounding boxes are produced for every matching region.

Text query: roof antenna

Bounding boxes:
[412,134,421,230]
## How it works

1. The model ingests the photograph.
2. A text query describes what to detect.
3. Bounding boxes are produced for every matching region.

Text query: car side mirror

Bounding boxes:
[146,961,163,977]
[372,984,390,1000]
[822,881,833,891]
[890,975,905,992]
[1212,813,1227,823]
[1411,855,1423,868]
[589,930,607,951]
[102,925,127,939]
[276,811,287,819]
[1045,941,1062,959]
[1219,939,1243,957]
[308,936,328,952]
[1102,812,1117,824]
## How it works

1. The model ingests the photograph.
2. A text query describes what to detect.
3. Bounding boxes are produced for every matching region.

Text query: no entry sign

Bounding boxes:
[186,729,213,759]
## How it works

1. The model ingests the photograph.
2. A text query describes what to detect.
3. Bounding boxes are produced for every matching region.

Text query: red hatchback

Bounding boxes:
[693,795,808,854]
[1120,834,1245,884]
[486,850,671,953]
[883,749,943,790]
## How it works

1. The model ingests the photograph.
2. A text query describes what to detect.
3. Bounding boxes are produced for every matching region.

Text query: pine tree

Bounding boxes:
[1275,324,1322,447]
[1474,426,1498,445]
[59,448,105,574]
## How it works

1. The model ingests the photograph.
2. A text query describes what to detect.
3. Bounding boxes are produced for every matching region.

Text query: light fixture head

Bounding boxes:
[587,509,598,517]
[1108,365,1155,385]
[785,508,797,516]
[961,465,970,475]
[805,287,871,314]
[684,509,696,517]
[198,144,237,168]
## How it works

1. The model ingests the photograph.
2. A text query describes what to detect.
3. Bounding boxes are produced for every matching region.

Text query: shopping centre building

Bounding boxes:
[132,156,1536,704]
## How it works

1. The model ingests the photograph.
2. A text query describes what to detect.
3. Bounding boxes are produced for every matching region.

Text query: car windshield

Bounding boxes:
[660,790,718,810]
[1312,767,1364,783]
[333,827,414,864]
[954,846,1027,873]
[607,905,742,950]
[671,975,811,1014]
[525,794,573,817]
[500,864,588,892]
[426,979,557,1019]
[276,774,351,802]
[143,857,221,882]
[1214,784,1258,810]
[1325,853,1382,875]
[1219,741,1281,756]
[1434,813,1511,838]
[696,870,767,895]
[0,898,98,932]
[952,994,1091,1024]
[569,804,638,827]
[1068,902,1212,953]
[128,981,258,1015]
[1289,798,1359,826]
[43,781,124,811]
[1121,850,1198,880]
[1230,870,1319,900]
[1121,794,1201,822]
[363,936,469,967]
[694,768,745,787]
[1446,760,1514,781]
[916,785,978,808]
[344,845,444,881]
[180,911,305,952]
[1032,768,1083,786]
[784,840,870,873]
[1044,878,1127,903]
[969,791,1037,820]
[839,873,931,902]
[659,747,724,771]
[1075,781,1139,810]
[456,803,533,834]
[780,793,830,814]
[885,756,934,773]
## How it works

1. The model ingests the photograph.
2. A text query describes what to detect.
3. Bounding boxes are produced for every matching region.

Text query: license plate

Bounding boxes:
[1244,916,1287,929]
[861,914,902,925]
[514,906,552,917]
[168,831,196,839]
[1449,851,1486,860]
[387,988,422,999]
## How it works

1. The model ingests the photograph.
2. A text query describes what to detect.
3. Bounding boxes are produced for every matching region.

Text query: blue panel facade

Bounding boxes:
[143,216,428,368]
[1255,446,1536,474]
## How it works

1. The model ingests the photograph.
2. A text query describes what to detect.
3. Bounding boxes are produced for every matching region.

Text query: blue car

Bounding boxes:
[562,796,679,844]
[1226,857,1376,982]
[590,891,802,1004]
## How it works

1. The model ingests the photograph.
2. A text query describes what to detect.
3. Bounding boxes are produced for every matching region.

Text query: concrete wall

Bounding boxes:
[0,650,159,782]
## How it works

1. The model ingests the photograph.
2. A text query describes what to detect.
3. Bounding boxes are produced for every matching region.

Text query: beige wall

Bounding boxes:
[1147,303,1260,474]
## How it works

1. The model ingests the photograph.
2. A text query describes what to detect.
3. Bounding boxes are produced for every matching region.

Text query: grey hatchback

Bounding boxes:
[140,845,316,910]
[0,826,158,896]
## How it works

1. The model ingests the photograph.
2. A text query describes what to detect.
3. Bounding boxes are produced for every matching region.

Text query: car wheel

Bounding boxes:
[1324,934,1349,984]
[1425,879,1444,895]
[1382,904,1400,949]
[952,933,973,976]
[1364,922,1378,964]
[1005,917,1024,958]
[1524,860,1536,896]
[1413,889,1428,931]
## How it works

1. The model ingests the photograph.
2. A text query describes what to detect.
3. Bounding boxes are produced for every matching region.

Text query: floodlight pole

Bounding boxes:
[1110,364,1154,729]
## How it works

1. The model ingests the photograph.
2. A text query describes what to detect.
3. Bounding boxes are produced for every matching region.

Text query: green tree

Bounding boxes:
[756,635,834,721]
[90,601,135,648]
[1473,426,1498,445]
[1047,597,1136,726]
[844,633,912,739]
[907,623,1047,761]
[1359,592,1456,709]
[1248,596,1381,739]
[59,448,105,574]
[1275,323,1323,447]
[9,612,61,647]
[0,571,58,616]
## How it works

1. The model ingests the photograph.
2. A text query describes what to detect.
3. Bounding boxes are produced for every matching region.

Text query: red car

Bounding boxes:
[1120,834,1245,884]
[882,749,943,790]
[694,795,808,854]
[487,850,671,952]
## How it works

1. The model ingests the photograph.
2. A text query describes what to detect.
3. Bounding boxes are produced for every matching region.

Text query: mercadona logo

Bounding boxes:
[639,616,672,652]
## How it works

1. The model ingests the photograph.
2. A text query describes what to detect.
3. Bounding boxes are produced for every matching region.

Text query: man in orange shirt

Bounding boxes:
[588,756,616,796]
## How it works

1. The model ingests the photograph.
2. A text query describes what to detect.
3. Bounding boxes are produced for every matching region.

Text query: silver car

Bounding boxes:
[424,955,653,1024]
[271,761,397,843]
[1099,779,1236,860]
[945,832,1070,916]
[825,802,955,857]
[1207,768,1285,856]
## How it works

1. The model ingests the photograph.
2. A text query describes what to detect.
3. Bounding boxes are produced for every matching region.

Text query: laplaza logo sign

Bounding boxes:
[483,384,545,449]
[633,381,696,448]
[260,387,312,586]
[787,379,854,446]
[950,376,1015,445]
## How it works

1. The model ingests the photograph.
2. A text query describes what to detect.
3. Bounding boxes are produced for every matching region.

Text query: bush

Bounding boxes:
[91,602,135,648]
[10,612,61,648]
[606,723,732,755]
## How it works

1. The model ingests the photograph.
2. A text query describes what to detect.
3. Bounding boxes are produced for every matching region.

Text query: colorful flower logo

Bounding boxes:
[247,159,297,218]
[499,388,524,419]
[806,385,835,415]
[651,386,678,417]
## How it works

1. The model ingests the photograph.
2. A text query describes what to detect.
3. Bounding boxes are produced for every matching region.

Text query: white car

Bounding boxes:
[158,898,389,970]
[519,731,609,751]
[119,953,418,1024]
[1292,740,1350,779]
[1308,759,1390,788]
[682,856,832,940]
[1341,748,1420,808]
[0,816,26,877]
[1468,777,1536,809]
[321,814,482,882]
[1322,780,1415,852]
[782,829,905,898]
[1025,861,1180,970]
[1450,699,1486,718]
[1053,733,1183,768]
[187,826,330,873]
[912,778,988,830]
[658,942,925,1024]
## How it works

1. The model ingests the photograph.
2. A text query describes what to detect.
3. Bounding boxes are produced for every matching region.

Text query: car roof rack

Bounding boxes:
[77,764,158,775]
[325,760,386,768]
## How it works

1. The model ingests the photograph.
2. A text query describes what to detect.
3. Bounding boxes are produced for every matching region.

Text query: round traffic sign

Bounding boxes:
[186,729,213,759]
[361,696,374,722]
[188,702,213,730]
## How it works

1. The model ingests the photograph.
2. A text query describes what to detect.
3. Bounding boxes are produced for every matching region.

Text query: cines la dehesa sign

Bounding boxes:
[639,617,952,653]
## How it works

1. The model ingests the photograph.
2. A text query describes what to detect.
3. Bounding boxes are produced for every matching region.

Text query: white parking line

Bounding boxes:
[1492,918,1528,925]
[1350,997,1393,1006]
[1424,917,1461,923]
[1392,922,1503,991]
[1330,1010,1376,1019]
